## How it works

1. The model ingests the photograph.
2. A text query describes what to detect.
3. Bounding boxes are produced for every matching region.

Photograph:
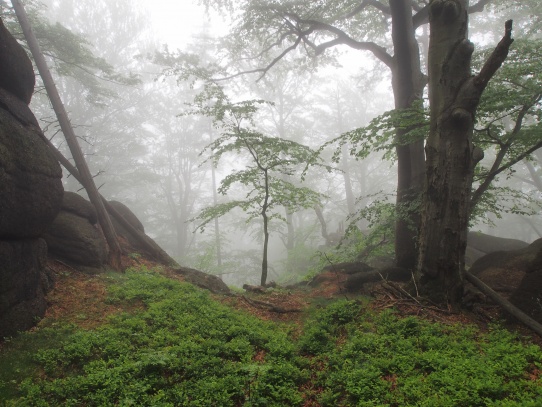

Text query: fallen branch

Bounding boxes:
[50,258,79,273]
[465,271,542,337]
[241,296,301,314]
[242,284,267,294]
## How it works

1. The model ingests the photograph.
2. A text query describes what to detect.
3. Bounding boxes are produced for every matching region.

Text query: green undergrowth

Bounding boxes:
[1,266,541,406]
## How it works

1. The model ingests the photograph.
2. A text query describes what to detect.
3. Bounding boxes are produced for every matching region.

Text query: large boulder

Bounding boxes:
[469,238,542,322]
[108,200,145,248]
[171,266,230,295]
[0,239,51,338]
[61,191,98,224]
[44,211,107,269]
[0,19,63,337]
[466,231,529,267]
[509,268,542,324]
[0,18,35,104]
[0,104,64,238]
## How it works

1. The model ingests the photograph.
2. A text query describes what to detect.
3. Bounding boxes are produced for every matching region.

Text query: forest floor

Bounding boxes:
[2,254,541,406]
[42,254,542,347]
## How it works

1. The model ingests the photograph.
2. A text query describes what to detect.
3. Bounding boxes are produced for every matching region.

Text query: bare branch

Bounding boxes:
[340,0,391,21]
[285,15,393,67]
[474,20,514,91]
[469,0,493,14]
[215,36,303,82]
[412,4,430,29]
[471,141,542,210]
[471,92,541,208]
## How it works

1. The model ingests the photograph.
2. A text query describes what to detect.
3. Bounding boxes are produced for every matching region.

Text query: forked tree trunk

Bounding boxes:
[12,0,123,269]
[417,0,513,306]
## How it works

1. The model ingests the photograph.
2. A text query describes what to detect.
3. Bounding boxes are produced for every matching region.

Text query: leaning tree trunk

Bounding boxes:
[39,135,179,266]
[12,0,123,270]
[389,0,426,270]
[417,0,513,306]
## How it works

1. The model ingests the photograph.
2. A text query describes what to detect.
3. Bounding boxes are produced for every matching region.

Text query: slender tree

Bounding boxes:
[11,0,123,269]
[193,92,326,285]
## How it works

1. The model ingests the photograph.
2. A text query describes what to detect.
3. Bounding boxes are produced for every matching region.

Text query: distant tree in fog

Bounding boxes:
[193,88,328,285]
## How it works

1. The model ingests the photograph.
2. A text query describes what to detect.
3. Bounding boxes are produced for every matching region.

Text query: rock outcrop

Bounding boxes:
[108,200,145,249]
[466,231,529,267]
[43,192,106,271]
[469,238,542,323]
[44,193,153,270]
[0,18,63,338]
[0,18,35,104]
[171,266,231,295]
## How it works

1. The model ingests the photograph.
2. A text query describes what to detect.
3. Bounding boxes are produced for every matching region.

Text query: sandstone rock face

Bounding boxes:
[44,211,107,269]
[466,231,529,267]
[0,18,63,337]
[0,18,35,104]
[0,106,63,238]
[43,191,106,270]
[108,200,145,247]
[62,191,98,224]
[469,239,542,322]
[0,240,50,338]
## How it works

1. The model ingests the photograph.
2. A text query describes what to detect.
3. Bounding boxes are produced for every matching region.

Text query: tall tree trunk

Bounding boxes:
[210,133,222,267]
[12,0,122,269]
[341,144,356,216]
[417,0,513,306]
[389,0,426,270]
[261,169,270,286]
[285,210,295,251]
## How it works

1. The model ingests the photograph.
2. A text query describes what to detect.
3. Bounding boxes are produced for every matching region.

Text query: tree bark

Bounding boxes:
[389,0,426,270]
[417,0,513,306]
[12,0,123,270]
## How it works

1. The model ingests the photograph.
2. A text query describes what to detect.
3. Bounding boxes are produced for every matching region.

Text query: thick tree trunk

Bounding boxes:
[12,0,123,270]
[417,0,513,306]
[389,0,426,270]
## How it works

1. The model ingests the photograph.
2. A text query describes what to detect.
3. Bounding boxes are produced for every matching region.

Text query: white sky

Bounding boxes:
[140,0,214,50]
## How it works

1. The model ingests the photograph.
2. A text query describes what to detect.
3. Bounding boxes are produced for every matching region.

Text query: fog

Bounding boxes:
[14,0,542,286]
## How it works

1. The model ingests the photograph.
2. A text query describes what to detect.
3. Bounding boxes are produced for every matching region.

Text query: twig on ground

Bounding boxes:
[241,295,302,314]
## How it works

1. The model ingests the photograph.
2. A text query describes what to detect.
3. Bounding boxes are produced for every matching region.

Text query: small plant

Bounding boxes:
[1,268,304,406]
[128,252,142,260]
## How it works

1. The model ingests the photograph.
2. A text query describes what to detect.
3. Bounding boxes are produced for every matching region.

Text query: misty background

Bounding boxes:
[13,0,542,286]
